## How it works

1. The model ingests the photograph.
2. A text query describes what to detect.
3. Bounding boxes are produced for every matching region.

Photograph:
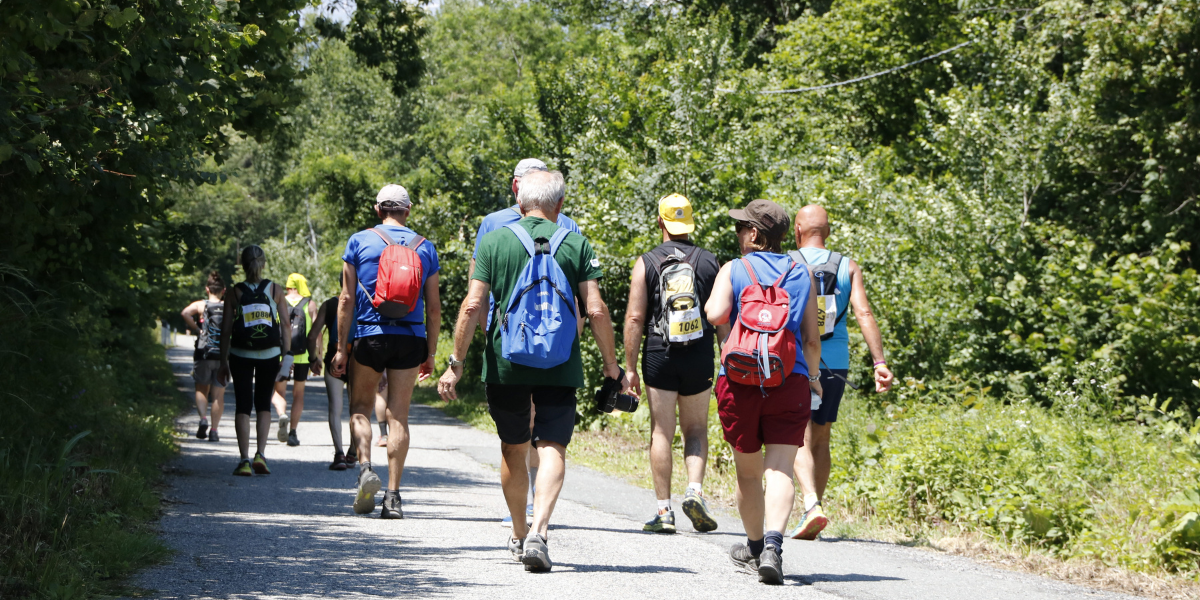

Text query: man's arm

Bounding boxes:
[848,259,893,392]
[331,263,356,377]
[420,273,441,381]
[622,257,648,397]
[308,301,327,376]
[180,301,203,336]
[799,272,823,398]
[437,279,490,400]
[578,279,621,381]
[704,262,734,326]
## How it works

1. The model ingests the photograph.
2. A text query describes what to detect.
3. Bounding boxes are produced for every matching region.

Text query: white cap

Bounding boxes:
[513,158,548,178]
[376,184,410,208]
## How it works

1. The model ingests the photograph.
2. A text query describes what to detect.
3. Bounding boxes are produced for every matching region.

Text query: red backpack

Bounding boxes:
[721,257,798,389]
[358,228,425,319]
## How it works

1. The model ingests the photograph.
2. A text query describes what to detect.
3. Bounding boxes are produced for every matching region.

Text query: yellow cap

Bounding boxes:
[658,193,695,235]
[285,273,310,297]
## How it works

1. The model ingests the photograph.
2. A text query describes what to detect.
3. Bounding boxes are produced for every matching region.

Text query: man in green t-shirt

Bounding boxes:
[438,169,623,573]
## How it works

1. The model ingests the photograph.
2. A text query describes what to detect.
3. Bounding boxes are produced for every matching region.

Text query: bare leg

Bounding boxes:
[530,442,566,539]
[194,383,211,420]
[763,444,799,532]
[733,449,766,540]
[289,377,306,430]
[794,422,833,503]
[235,414,251,459]
[349,357,383,465]
[502,442,531,539]
[210,385,226,432]
[647,386,679,502]
[384,367,418,489]
[677,388,712,486]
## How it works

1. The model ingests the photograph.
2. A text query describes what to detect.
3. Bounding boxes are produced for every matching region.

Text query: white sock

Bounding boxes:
[527,467,538,505]
[804,493,820,512]
[687,482,702,495]
[657,498,672,513]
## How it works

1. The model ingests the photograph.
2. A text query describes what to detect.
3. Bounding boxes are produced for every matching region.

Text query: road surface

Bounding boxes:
[132,340,1134,599]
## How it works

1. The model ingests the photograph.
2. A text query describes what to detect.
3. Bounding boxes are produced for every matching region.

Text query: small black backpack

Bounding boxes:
[287,297,310,356]
[232,280,281,351]
[789,250,847,341]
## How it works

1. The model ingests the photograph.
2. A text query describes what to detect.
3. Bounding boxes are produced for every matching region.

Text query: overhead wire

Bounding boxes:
[716,40,975,95]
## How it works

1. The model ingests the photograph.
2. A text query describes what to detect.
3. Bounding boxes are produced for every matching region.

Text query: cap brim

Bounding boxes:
[663,220,695,235]
[727,208,749,221]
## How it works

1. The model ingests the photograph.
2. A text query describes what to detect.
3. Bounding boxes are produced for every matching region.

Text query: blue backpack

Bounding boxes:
[496,224,578,368]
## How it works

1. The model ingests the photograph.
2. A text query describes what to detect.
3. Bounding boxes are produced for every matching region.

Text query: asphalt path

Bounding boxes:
[132,340,1136,599]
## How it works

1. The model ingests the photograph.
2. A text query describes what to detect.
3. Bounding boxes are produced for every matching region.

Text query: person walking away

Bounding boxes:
[788,205,894,540]
[181,271,227,442]
[470,158,583,527]
[217,245,291,476]
[438,170,623,572]
[704,199,822,585]
[330,184,440,518]
[272,273,317,446]
[623,193,724,534]
[309,295,351,471]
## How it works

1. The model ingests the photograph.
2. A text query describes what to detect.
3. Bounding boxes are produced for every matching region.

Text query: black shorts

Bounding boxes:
[352,334,427,373]
[641,338,715,396]
[811,369,848,426]
[484,384,577,448]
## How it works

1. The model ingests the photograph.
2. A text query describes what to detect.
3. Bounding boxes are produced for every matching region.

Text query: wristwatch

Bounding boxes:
[448,354,463,368]
[808,373,821,383]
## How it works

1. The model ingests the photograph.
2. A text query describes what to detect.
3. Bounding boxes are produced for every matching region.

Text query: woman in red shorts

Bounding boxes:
[705,199,822,585]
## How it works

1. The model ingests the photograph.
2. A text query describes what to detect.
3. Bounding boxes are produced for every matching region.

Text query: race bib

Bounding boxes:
[667,306,704,343]
[242,303,273,328]
[816,294,837,336]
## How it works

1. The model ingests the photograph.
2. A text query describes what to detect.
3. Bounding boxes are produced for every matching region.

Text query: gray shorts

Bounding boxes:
[192,360,225,387]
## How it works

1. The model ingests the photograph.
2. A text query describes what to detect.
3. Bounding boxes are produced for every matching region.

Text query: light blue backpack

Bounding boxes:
[497,224,577,368]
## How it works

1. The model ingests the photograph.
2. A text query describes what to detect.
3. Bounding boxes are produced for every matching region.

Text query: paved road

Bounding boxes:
[133,341,1134,599]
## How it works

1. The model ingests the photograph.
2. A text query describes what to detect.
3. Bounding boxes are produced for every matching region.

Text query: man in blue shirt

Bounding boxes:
[331,184,441,519]
[470,158,582,528]
[788,204,894,541]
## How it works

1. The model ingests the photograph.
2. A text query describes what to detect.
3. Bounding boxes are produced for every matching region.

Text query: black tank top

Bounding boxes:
[642,240,720,349]
[321,296,341,360]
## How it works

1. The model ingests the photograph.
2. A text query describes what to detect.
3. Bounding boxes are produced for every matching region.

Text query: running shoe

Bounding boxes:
[345,450,357,465]
[788,503,829,540]
[643,509,676,534]
[252,453,270,475]
[758,545,784,585]
[729,543,759,575]
[681,489,719,532]
[376,434,388,448]
[508,536,524,562]
[208,429,220,443]
[329,452,349,471]
[233,459,252,477]
[287,430,300,447]
[196,420,209,440]
[522,534,552,572]
[381,491,403,519]
[277,415,290,443]
[353,466,382,514]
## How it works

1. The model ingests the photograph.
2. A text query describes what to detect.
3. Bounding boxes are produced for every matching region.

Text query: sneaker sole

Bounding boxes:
[522,549,552,572]
[233,469,252,477]
[759,560,784,585]
[681,498,719,532]
[381,509,403,520]
[791,514,828,540]
[252,462,270,475]
[287,439,299,447]
[643,524,676,534]
[354,477,382,514]
[729,555,758,575]
[196,424,208,439]
[277,417,289,443]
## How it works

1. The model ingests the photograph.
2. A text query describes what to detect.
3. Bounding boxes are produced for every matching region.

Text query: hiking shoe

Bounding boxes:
[788,503,829,540]
[287,430,300,447]
[643,509,676,534]
[329,453,349,471]
[508,536,524,562]
[353,467,382,514]
[252,453,270,475]
[277,416,290,443]
[196,420,209,440]
[522,534,552,572]
[681,490,718,532]
[758,545,784,585]
[233,460,253,477]
[381,491,403,519]
[208,429,220,443]
[345,450,357,465]
[729,543,759,575]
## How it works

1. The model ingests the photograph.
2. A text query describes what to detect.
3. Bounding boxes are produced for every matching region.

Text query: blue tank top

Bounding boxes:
[798,248,852,370]
[727,252,813,377]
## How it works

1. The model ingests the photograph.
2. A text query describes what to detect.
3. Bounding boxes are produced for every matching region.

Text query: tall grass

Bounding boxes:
[0,266,182,598]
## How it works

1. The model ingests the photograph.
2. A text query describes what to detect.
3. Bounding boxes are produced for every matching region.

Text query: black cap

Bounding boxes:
[728,199,789,239]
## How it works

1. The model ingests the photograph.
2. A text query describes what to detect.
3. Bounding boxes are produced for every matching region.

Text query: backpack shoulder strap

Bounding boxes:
[827,251,843,270]
[739,257,761,287]
[370,227,397,246]
[788,249,808,266]
[547,227,571,257]
[504,223,537,257]
[299,297,310,311]
[404,235,425,250]
[772,259,797,286]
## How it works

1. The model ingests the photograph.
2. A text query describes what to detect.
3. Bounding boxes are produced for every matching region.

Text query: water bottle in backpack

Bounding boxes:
[496,225,578,369]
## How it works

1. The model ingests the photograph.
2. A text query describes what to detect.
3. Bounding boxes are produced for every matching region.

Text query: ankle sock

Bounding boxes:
[804,493,820,512]
[527,466,539,504]
[764,530,784,555]
[657,498,672,513]
[687,482,702,495]
[747,537,765,557]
